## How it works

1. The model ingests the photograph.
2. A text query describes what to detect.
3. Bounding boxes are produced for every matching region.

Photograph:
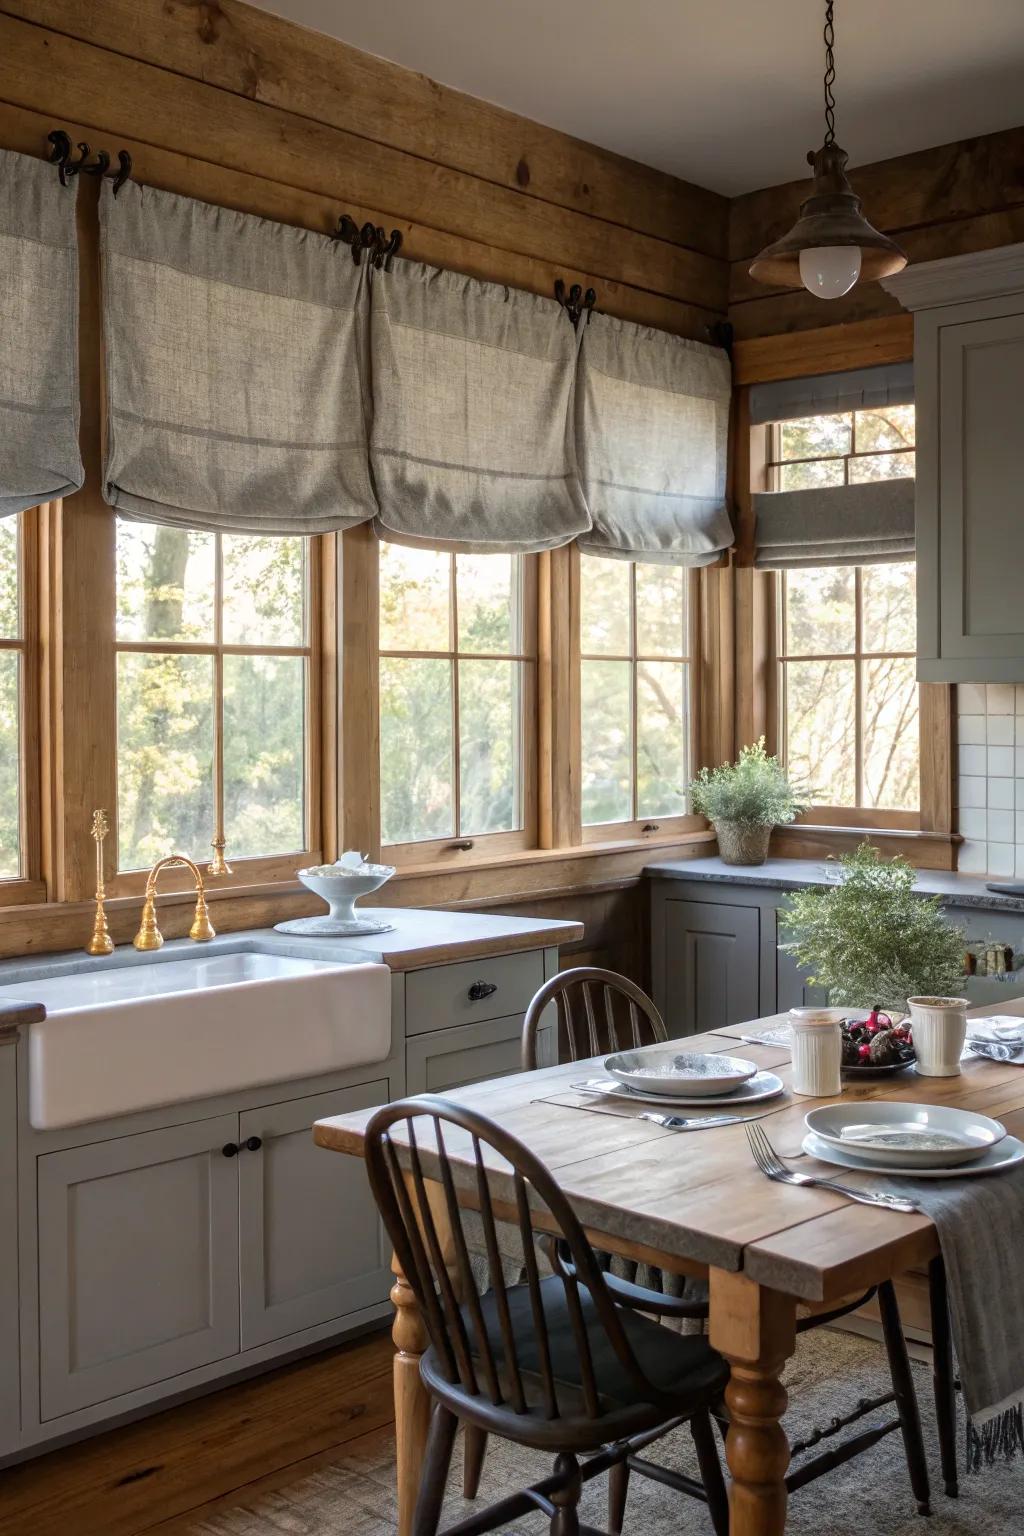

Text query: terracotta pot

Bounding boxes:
[714,820,772,866]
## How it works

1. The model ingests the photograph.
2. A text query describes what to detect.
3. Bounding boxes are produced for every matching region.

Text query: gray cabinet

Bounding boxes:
[37,1116,240,1420]
[238,1083,390,1350]
[405,951,546,1035]
[0,1046,19,1442]
[407,1014,545,1094]
[884,252,1024,682]
[652,896,760,1035]
[774,911,828,1013]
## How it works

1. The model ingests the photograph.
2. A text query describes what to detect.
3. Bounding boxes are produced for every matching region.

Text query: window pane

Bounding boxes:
[862,562,916,653]
[0,653,20,879]
[222,536,306,646]
[457,554,517,655]
[637,661,688,818]
[779,413,852,460]
[855,405,915,451]
[784,659,856,805]
[580,555,630,655]
[380,657,454,843]
[863,656,919,810]
[117,652,214,870]
[849,450,915,483]
[581,659,632,824]
[116,522,215,642]
[223,655,305,857]
[0,519,19,638]
[458,659,520,835]
[783,567,855,655]
[779,458,845,490]
[635,565,687,657]
[379,544,450,652]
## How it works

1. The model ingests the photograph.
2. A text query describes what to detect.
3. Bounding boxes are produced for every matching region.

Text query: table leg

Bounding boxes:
[391,1249,432,1536]
[710,1269,796,1536]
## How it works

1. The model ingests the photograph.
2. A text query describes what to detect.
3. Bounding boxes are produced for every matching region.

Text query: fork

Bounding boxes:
[746,1122,920,1213]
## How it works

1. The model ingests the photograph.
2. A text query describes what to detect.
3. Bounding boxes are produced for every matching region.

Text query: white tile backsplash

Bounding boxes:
[959,686,1024,877]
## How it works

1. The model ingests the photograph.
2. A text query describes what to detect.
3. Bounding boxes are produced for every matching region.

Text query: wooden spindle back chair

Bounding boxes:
[520,966,667,1073]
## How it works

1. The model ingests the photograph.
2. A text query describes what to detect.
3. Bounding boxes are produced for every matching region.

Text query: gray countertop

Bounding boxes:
[645,856,1024,913]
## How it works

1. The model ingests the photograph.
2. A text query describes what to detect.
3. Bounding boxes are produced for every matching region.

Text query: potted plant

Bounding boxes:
[689,739,802,866]
[778,843,967,1013]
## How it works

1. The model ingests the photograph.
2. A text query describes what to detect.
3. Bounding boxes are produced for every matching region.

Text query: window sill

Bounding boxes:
[770,823,960,870]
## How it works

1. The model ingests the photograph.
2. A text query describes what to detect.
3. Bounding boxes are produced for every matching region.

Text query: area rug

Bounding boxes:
[183,1330,1023,1535]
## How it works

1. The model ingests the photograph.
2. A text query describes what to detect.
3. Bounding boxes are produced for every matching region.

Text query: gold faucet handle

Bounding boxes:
[133,892,163,952]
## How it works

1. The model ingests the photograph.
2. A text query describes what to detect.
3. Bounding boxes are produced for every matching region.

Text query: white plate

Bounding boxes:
[805,1100,1006,1168]
[802,1130,1024,1179]
[605,1048,758,1098]
[273,915,396,937]
[572,1070,785,1108]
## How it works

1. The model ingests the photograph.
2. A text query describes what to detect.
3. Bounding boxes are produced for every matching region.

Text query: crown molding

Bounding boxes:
[880,242,1024,311]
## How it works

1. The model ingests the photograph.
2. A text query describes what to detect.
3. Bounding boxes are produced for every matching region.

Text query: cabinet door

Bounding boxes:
[407,1014,552,1095]
[37,1116,239,1420]
[656,899,760,1035]
[918,304,1024,681]
[776,943,828,1014]
[0,1047,19,1447]
[238,1082,391,1351]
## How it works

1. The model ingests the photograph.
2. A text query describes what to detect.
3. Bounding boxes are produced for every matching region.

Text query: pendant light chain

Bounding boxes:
[823,0,837,145]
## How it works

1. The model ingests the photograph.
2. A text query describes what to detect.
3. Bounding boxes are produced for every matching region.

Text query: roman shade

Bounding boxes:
[0,149,83,517]
[753,476,916,569]
[749,362,914,425]
[100,181,376,535]
[575,314,732,565]
[369,258,589,551]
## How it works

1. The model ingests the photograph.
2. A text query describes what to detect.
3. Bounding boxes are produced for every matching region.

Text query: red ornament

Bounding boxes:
[858,1043,872,1060]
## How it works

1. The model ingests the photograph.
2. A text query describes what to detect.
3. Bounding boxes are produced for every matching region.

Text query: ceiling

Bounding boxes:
[249,0,1024,195]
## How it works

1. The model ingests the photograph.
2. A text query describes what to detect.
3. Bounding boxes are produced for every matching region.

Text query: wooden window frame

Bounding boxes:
[0,507,45,907]
[375,544,539,869]
[578,553,704,845]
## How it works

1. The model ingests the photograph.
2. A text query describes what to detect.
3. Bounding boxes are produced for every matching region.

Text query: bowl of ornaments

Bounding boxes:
[839,1006,916,1078]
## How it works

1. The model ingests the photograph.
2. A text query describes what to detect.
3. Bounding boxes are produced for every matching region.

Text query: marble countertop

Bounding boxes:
[644,856,1024,913]
[0,907,584,998]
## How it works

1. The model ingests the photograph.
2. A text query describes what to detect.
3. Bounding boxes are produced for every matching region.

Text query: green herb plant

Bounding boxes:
[688,739,803,827]
[778,843,967,1012]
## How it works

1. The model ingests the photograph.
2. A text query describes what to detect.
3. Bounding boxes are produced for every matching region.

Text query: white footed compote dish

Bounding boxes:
[605,1049,758,1099]
[275,851,397,937]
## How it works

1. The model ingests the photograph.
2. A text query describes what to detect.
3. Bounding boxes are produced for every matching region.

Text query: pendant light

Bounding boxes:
[749,0,907,298]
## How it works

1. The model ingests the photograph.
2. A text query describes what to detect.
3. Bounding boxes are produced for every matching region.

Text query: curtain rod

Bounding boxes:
[48,129,132,195]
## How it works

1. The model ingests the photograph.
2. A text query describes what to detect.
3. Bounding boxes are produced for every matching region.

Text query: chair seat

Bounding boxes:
[421,1274,728,1451]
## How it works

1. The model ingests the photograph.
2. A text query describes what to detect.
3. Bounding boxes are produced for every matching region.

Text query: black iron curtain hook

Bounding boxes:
[554,278,598,328]
[332,212,403,269]
[46,129,133,195]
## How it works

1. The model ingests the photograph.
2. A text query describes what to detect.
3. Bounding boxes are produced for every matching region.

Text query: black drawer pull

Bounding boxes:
[468,980,498,1002]
[222,1142,239,1158]
[244,1135,263,1152]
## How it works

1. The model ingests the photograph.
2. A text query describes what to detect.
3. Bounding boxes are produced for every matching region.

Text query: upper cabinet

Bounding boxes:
[884,245,1024,683]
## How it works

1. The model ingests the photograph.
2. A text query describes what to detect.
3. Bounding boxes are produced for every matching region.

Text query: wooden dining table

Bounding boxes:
[313,997,1024,1536]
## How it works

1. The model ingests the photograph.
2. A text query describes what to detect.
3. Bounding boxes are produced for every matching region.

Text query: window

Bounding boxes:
[579,554,694,834]
[0,515,36,888]
[114,522,318,877]
[769,406,919,818]
[378,544,536,857]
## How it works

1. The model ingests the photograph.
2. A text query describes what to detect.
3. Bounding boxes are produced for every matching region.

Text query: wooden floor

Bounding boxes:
[0,1329,396,1536]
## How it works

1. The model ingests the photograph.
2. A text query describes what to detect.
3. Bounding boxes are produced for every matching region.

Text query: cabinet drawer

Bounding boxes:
[407,1015,554,1095]
[405,950,545,1035]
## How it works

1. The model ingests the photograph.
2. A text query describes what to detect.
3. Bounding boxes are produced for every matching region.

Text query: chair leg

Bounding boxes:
[877,1279,931,1517]
[550,1452,582,1536]
[463,1423,487,1500]
[691,1408,730,1536]
[412,1403,458,1536]
[607,1457,630,1534]
[929,1257,959,1499]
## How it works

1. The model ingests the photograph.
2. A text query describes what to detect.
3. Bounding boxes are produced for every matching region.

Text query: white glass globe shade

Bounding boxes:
[799,245,862,299]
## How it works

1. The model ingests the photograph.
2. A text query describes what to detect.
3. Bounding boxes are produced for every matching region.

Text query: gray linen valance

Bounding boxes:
[749,362,913,426]
[575,314,732,565]
[0,149,83,517]
[100,181,376,535]
[369,258,589,552]
[753,477,915,569]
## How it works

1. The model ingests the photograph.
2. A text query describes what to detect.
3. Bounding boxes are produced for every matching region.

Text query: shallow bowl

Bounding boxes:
[604,1049,758,1098]
[805,1101,1006,1168]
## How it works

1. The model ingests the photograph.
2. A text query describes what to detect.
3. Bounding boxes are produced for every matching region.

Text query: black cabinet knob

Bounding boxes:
[468,980,498,1001]
[244,1135,263,1152]
[222,1142,239,1157]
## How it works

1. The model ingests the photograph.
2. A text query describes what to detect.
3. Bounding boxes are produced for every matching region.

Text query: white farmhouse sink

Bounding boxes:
[0,951,391,1130]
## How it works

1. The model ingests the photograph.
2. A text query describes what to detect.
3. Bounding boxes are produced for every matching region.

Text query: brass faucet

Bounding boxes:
[133,854,216,951]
